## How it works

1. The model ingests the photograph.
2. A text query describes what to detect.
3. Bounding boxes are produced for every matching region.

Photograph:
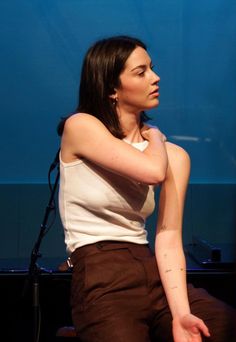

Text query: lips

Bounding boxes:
[150,88,159,96]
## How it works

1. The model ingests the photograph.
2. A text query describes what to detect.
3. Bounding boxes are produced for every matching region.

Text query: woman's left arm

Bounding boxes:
[155,142,210,342]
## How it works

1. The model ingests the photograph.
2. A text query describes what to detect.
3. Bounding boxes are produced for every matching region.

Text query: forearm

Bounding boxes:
[155,232,190,318]
[154,144,211,340]
[155,142,191,318]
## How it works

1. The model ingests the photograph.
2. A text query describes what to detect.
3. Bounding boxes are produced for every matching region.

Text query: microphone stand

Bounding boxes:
[28,150,60,342]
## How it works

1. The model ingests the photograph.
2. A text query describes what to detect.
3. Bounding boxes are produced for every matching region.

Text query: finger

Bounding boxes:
[196,321,211,337]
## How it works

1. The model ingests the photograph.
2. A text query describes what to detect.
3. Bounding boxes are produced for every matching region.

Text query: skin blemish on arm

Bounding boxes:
[171,286,178,290]
[165,269,172,273]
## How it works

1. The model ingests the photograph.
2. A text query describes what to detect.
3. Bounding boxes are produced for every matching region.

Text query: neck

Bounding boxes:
[118,109,144,143]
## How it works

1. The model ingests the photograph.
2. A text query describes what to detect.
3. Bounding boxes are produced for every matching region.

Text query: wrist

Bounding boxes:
[172,309,191,321]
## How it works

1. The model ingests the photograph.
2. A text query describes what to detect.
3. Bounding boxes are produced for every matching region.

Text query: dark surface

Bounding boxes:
[1,254,235,342]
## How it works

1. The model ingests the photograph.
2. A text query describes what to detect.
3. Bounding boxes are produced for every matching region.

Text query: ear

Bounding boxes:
[109,90,118,105]
[109,90,118,101]
[109,94,117,100]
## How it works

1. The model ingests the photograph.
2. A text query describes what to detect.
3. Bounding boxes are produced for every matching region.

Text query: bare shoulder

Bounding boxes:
[61,113,111,162]
[62,112,115,159]
[165,142,190,162]
[64,112,106,133]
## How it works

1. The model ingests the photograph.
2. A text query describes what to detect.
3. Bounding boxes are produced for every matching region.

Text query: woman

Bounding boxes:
[58,36,235,341]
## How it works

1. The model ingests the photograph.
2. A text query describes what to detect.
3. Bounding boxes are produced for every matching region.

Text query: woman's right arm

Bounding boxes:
[61,113,168,185]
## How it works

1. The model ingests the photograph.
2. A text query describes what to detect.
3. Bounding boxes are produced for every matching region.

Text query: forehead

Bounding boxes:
[124,47,151,70]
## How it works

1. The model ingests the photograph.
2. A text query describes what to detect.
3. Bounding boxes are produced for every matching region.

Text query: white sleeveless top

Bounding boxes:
[59,140,155,254]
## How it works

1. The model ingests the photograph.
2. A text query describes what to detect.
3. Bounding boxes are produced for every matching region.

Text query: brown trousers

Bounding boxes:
[70,241,236,342]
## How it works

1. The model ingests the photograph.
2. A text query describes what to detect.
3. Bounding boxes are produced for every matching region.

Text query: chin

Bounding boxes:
[146,100,159,110]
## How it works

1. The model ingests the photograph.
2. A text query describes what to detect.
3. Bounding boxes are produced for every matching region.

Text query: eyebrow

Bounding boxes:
[130,62,153,72]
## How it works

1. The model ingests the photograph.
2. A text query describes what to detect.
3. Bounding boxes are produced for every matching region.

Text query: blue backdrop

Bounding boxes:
[0,0,235,264]
[1,0,236,183]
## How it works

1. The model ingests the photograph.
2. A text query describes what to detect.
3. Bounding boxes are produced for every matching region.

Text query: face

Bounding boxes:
[113,46,160,113]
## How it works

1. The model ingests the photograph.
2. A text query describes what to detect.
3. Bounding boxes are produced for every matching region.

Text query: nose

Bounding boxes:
[151,70,160,84]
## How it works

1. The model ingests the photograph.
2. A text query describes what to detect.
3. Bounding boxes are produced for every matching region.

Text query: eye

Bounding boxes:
[138,70,145,76]
[136,68,146,76]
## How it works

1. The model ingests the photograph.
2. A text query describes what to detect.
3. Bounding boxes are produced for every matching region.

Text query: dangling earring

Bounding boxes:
[112,97,118,106]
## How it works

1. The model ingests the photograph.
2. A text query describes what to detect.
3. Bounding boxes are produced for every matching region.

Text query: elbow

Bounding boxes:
[153,170,167,185]
[158,166,168,183]
[144,166,167,185]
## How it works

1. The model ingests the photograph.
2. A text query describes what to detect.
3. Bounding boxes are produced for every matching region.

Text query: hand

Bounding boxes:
[141,124,166,142]
[172,314,210,342]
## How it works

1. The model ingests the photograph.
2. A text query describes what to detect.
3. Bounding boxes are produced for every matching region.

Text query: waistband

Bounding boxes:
[70,241,153,266]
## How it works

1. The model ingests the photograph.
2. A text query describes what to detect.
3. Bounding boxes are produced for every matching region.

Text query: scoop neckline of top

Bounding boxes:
[123,139,147,146]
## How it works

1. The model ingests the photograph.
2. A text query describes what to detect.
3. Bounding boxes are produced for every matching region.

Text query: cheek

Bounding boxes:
[123,82,147,97]
[117,76,149,103]
[122,89,146,104]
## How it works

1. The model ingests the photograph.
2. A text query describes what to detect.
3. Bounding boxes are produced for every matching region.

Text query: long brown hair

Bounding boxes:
[58,36,149,138]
